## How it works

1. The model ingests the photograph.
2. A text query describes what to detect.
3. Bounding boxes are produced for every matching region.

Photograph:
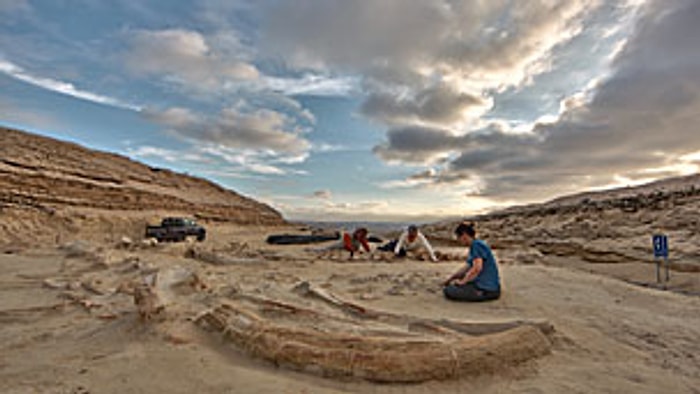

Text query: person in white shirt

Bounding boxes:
[393,225,438,262]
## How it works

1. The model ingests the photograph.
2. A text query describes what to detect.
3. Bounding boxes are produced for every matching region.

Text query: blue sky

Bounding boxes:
[2,0,700,221]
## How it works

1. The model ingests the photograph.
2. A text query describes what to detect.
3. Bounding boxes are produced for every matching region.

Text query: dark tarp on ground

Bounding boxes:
[266,234,384,245]
[266,234,339,245]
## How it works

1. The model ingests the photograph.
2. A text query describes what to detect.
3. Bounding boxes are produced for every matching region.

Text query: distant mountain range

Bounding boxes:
[298,220,421,236]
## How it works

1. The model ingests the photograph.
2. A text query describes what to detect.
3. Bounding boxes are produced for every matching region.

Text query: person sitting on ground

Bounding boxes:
[442,222,501,302]
[316,228,371,260]
[389,225,438,262]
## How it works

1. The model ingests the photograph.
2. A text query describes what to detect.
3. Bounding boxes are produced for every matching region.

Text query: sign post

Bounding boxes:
[652,234,669,283]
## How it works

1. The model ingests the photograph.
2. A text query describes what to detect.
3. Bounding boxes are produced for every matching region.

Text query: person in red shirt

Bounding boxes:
[313,227,371,260]
[342,228,371,258]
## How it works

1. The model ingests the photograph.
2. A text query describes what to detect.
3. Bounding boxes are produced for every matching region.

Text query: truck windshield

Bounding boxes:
[162,218,196,226]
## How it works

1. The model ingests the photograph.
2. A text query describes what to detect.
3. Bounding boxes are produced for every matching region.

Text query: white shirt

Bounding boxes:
[394,231,437,261]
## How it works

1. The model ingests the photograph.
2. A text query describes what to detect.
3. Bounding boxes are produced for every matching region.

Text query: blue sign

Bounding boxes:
[652,234,669,258]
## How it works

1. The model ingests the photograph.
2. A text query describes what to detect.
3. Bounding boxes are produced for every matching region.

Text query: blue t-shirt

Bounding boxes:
[467,239,500,291]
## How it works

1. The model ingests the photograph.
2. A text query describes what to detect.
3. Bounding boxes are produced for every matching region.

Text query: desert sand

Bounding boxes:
[1,223,699,393]
[1,129,699,393]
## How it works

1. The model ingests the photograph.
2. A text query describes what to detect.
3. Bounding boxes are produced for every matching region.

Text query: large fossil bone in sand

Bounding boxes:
[133,273,163,321]
[133,267,205,320]
[184,247,267,266]
[292,281,555,336]
[196,301,552,383]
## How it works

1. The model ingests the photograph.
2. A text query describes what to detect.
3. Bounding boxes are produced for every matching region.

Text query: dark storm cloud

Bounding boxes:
[360,84,487,125]
[375,0,700,200]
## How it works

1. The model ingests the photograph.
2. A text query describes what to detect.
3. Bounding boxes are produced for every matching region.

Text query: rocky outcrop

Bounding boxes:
[0,127,285,245]
[427,174,700,271]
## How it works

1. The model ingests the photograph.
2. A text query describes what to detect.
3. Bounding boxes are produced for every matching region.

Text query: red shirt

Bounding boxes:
[343,233,370,252]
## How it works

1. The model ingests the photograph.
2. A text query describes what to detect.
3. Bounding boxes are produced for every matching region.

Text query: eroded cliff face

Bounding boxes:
[0,127,285,245]
[427,174,700,271]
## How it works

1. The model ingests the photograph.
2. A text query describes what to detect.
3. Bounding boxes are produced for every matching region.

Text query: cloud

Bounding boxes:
[267,196,398,222]
[373,126,459,164]
[0,60,140,110]
[360,83,489,126]
[143,107,201,128]
[374,0,700,201]
[125,146,178,163]
[127,144,302,176]
[267,192,481,222]
[143,106,311,156]
[124,27,359,99]
[311,142,349,153]
[258,1,639,206]
[261,0,603,130]
[263,0,593,76]
[238,91,319,129]
[124,29,259,90]
[256,74,358,97]
[312,189,332,199]
[126,146,209,164]
[140,99,316,178]
[373,123,541,165]
[198,144,305,175]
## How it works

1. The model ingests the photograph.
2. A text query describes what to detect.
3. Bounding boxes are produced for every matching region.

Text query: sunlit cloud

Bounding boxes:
[255,74,358,97]
[127,144,306,177]
[143,105,311,156]
[124,29,259,90]
[0,60,141,111]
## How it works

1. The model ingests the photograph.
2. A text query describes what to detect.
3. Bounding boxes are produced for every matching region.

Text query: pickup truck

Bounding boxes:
[145,217,206,242]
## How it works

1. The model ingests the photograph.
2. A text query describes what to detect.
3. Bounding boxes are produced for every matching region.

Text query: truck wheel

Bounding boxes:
[196,232,206,242]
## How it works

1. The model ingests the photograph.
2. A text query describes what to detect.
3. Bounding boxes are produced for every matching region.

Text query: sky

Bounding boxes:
[2,0,700,222]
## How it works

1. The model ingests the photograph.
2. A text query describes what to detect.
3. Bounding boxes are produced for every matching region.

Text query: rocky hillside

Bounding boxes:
[427,174,700,271]
[0,127,285,245]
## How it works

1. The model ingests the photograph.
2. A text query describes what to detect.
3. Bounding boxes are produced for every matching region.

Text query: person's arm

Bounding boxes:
[455,242,488,284]
[419,233,438,262]
[443,264,469,286]
[455,258,483,285]
[394,232,407,255]
[360,238,371,253]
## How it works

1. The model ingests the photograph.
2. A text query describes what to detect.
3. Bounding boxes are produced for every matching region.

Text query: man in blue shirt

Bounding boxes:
[443,222,501,302]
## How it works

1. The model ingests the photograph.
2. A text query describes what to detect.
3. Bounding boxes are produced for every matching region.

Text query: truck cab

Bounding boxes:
[145,217,206,242]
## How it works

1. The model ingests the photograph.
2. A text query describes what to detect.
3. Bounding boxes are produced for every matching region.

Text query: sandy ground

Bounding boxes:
[541,255,700,296]
[1,225,699,393]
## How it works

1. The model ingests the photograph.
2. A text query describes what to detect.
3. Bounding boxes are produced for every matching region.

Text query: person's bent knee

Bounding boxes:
[442,285,452,299]
[473,289,501,302]
[483,290,501,301]
[443,284,473,301]
[443,284,500,302]
[443,285,458,300]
